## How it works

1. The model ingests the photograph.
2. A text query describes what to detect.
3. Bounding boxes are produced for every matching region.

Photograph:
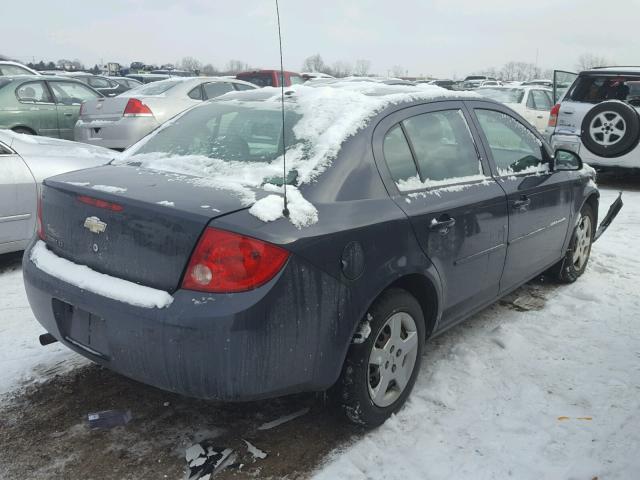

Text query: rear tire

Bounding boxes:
[551,203,595,283]
[333,288,425,428]
[12,127,36,135]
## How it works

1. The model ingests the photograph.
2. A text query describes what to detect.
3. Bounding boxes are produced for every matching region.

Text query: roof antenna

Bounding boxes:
[275,0,289,217]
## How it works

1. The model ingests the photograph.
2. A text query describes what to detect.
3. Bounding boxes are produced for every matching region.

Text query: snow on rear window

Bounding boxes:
[117,83,478,227]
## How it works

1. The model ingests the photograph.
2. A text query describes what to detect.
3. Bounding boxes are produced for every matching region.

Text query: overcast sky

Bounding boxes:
[3,0,639,78]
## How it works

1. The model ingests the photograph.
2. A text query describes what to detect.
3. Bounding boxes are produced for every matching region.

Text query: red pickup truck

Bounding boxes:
[236,70,304,87]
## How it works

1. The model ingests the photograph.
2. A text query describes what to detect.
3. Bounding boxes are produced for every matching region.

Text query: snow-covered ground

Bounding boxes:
[0,254,87,396]
[1,187,639,480]
[314,188,640,480]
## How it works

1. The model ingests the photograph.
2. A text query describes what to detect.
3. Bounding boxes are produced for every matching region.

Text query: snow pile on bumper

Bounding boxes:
[30,240,174,309]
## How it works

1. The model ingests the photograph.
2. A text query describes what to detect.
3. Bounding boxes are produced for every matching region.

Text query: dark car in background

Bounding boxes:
[236,69,304,87]
[58,72,132,96]
[125,73,171,84]
[0,75,102,138]
[24,83,619,428]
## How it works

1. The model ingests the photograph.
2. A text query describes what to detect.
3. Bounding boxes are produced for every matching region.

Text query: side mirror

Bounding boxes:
[553,149,583,171]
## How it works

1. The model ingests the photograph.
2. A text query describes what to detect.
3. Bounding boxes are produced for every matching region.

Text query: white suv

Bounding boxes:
[546,67,640,171]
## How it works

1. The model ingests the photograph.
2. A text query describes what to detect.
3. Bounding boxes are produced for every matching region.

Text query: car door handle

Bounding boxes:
[513,196,531,210]
[64,113,73,117]
[429,215,456,235]
[537,115,544,119]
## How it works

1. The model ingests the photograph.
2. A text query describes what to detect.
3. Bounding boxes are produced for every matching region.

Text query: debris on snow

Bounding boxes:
[156,200,175,207]
[243,440,267,460]
[185,442,234,480]
[87,409,132,429]
[257,408,310,430]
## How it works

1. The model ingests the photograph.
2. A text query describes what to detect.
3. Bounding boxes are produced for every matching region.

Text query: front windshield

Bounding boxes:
[130,100,301,164]
[479,88,524,103]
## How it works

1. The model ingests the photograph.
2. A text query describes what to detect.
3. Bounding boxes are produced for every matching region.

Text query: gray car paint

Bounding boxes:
[74,77,258,150]
[0,129,114,254]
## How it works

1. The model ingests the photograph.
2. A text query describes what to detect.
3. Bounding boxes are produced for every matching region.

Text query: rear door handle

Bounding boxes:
[429,215,456,235]
[513,196,531,210]
[64,113,73,117]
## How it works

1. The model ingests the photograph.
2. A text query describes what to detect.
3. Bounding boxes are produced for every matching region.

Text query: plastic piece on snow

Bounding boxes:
[87,409,132,429]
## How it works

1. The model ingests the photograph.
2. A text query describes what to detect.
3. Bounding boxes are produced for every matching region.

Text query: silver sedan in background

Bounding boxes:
[74,77,258,150]
[0,129,114,254]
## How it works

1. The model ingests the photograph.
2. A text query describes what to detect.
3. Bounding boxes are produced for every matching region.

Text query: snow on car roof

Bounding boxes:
[121,83,480,228]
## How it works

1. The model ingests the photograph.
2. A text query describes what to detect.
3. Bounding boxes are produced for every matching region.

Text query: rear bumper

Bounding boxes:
[74,117,158,150]
[550,132,640,170]
[22,239,354,400]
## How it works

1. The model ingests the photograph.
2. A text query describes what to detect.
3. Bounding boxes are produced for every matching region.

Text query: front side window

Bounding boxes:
[475,109,547,175]
[202,82,234,99]
[16,81,53,103]
[49,81,100,105]
[383,125,418,184]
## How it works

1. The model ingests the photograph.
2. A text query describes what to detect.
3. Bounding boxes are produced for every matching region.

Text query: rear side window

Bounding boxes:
[238,74,273,87]
[528,90,553,110]
[16,81,53,103]
[234,83,254,91]
[289,75,304,85]
[132,80,182,95]
[567,75,640,104]
[475,109,547,175]
[383,125,418,183]
[188,86,203,100]
[0,64,32,76]
[87,77,112,89]
[403,110,482,182]
[202,82,234,99]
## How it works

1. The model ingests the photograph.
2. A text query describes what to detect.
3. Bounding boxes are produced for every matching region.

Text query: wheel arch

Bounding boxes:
[11,125,37,135]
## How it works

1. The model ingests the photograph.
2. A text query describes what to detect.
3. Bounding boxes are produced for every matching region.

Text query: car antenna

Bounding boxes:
[275,0,290,217]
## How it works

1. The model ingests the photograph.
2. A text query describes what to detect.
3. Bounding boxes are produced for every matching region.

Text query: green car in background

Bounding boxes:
[0,75,103,139]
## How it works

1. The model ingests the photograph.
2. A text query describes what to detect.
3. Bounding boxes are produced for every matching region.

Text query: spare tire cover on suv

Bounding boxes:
[581,100,640,158]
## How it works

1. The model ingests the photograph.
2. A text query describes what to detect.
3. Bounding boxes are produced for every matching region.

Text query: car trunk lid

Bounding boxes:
[40,165,253,292]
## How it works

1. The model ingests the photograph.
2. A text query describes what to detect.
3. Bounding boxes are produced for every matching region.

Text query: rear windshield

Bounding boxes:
[129,79,183,95]
[479,88,524,103]
[129,101,301,163]
[237,74,274,87]
[566,75,640,104]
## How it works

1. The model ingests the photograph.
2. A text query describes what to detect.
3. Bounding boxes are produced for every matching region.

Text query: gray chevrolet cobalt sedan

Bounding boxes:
[24,83,620,427]
[74,77,257,150]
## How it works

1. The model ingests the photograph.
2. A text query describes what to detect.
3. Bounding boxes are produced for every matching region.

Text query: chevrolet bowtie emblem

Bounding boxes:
[84,216,107,234]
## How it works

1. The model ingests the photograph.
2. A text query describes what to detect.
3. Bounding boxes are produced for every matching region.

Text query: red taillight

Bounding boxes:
[182,227,289,293]
[123,98,153,117]
[548,103,560,128]
[77,195,124,212]
[36,193,45,240]
[79,101,85,117]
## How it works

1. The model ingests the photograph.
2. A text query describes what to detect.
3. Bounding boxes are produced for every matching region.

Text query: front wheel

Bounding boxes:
[333,288,425,427]
[552,204,595,283]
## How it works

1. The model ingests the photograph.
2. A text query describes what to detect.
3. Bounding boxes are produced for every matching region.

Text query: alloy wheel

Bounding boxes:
[368,312,419,408]
[572,215,592,270]
[589,111,627,146]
